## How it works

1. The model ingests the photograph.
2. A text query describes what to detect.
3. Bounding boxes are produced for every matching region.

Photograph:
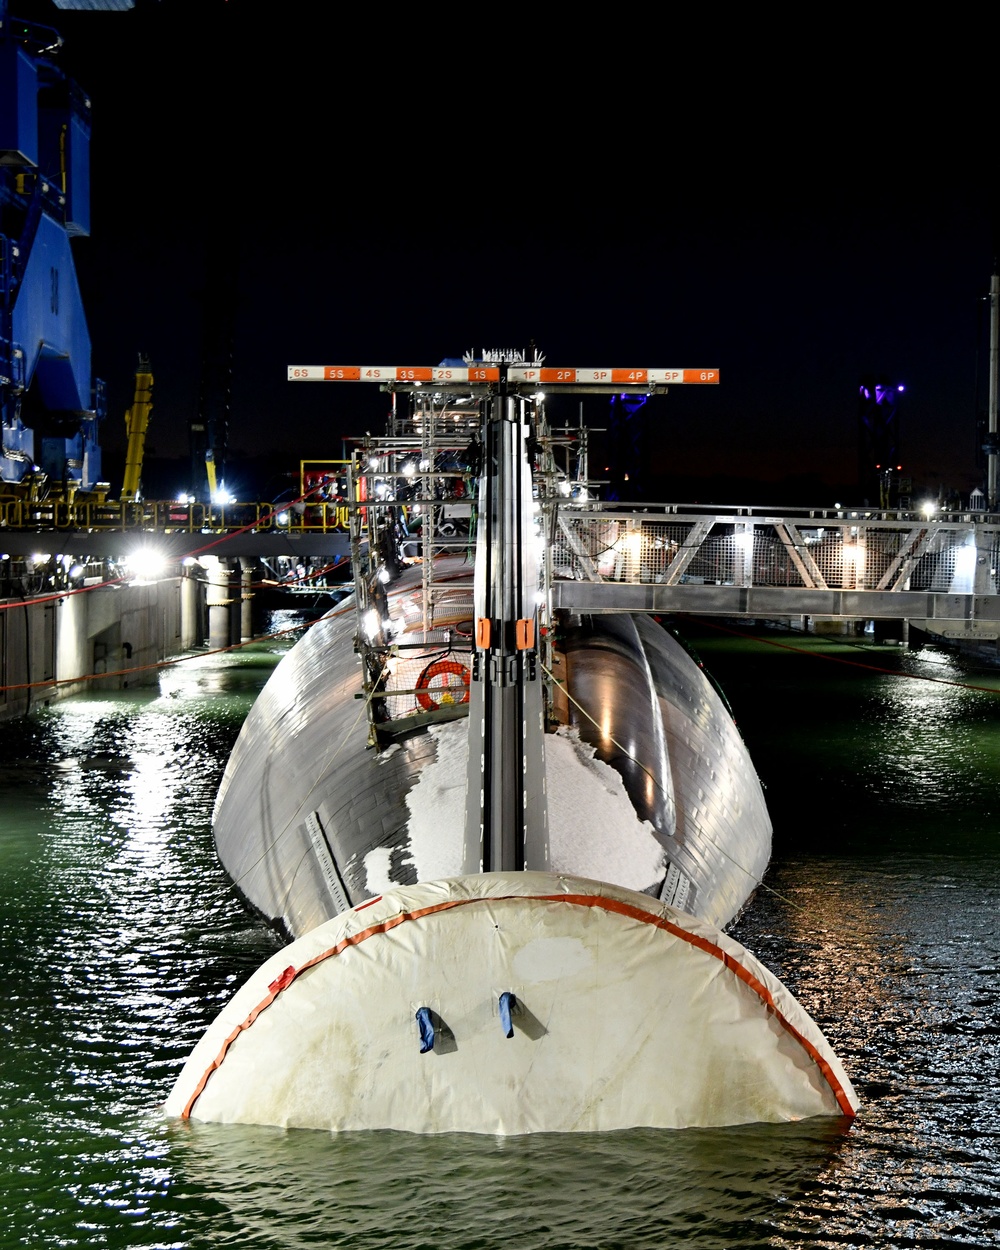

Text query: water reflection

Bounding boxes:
[0,642,289,1247]
[860,649,989,809]
[3,626,1000,1247]
[170,1119,853,1250]
[728,851,1000,1244]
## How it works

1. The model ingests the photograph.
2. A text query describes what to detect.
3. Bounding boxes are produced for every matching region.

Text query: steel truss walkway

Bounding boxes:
[546,504,1000,641]
[6,492,1000,638]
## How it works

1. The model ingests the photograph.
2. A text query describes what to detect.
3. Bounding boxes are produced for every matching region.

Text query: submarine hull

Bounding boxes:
[212,568,771,940]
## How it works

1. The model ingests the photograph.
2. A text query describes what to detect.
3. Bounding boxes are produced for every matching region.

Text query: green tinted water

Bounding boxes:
[1,625,998,1247]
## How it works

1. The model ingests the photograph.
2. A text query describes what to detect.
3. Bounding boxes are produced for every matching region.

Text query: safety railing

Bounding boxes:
[0,498,351,534]
[655,502,1000,524]
[550,506,1000,597]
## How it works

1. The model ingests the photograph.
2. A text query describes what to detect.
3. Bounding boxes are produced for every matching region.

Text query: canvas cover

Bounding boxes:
[165,872,857,1134]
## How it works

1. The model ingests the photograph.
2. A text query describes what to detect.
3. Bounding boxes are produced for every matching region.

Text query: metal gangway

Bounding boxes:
[546,502,1000,641]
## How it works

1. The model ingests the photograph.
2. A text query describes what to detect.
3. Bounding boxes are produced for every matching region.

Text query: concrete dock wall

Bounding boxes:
[0,571,206,721]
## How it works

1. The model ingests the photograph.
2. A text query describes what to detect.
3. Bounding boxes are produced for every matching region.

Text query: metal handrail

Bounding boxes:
[558,500,1000,525]
[0,498,352,535]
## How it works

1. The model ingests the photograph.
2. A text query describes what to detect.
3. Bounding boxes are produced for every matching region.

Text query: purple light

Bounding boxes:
[898,384,905,392]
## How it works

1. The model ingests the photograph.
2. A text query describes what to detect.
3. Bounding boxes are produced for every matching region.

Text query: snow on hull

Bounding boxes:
[212,602,771,938]
[395,719,665,893]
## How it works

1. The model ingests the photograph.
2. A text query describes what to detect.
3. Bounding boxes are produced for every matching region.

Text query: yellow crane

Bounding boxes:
[120,355,154,503]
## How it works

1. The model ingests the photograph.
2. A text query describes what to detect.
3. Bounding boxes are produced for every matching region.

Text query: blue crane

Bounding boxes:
[0,0,127,499]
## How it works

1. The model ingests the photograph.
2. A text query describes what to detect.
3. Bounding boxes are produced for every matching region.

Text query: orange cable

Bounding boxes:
[0,575,128,613]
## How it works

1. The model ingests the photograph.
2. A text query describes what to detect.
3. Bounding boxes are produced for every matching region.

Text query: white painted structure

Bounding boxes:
[166,873,858,1134]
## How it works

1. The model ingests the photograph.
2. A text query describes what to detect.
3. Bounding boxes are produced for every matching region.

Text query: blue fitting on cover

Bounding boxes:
[416,1006,435,1053]
[499,991,517,1039]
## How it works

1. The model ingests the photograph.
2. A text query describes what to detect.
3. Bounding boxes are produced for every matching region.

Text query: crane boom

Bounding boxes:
[119,356,153,502]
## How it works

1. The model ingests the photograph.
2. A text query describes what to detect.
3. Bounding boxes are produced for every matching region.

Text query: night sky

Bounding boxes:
[14,0,998,504]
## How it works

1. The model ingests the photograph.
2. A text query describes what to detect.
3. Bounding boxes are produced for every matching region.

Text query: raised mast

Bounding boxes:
[463,372,548,873]
[286,356,721,869]
[989,272,999,510]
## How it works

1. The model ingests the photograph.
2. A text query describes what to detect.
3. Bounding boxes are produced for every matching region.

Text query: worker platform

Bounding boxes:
[0,497,352,559]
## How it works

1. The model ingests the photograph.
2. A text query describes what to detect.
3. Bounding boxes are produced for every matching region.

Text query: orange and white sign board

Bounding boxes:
[287,366,720,385]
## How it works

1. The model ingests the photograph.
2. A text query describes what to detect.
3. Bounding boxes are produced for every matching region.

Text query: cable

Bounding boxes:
[0,574,129,613]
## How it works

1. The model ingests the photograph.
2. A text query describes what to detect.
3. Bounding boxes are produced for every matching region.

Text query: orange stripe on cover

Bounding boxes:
[181,892,855,1119]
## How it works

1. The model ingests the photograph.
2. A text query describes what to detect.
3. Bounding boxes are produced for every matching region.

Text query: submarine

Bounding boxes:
[165,357,858,1132]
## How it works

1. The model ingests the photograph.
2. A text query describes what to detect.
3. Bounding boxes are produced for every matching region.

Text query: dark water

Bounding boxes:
[1,622,999,1248]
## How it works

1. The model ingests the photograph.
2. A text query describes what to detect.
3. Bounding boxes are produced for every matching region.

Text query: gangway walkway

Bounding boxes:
[547,503,1000,641]
[6,490,1000,638]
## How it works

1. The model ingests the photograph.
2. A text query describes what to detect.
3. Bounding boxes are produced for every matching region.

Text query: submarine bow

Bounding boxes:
[165,873,858,1133]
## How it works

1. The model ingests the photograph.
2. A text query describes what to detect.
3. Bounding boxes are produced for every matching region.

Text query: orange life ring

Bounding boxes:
[415,659,470,711]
